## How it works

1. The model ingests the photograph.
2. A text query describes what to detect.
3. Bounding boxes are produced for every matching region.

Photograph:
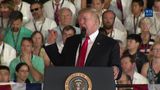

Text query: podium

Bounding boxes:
[43,67,115,90]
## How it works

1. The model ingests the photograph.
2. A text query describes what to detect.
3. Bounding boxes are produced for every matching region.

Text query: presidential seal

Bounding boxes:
[65,72,92,90]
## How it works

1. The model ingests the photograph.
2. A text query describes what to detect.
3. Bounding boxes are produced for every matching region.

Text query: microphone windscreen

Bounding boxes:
[81,27,86,38]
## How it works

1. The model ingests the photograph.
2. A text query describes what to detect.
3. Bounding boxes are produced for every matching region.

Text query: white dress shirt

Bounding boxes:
[124,13,144,34]
[73,0,81,15]
[56,41,64,53]
[107,28,127,47]
[114,17,127,32]
[132,72,149,84]
[110,0,132,21]
[17,1,33,25]
[43,0,76,21]
[150,11,160,35]
[0,42,16,66]
[25,17,57,42]
[75,30,99,66]
[0,18,9,29]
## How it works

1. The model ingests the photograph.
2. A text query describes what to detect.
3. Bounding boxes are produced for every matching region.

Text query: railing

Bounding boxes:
[0,83,160,90]
[116,84,160,90]
[116,84,134,88]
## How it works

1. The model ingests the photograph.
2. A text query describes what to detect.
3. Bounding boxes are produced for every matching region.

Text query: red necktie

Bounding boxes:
[54,3,59,25]
[76,36,89,67]
[116,0,124,23]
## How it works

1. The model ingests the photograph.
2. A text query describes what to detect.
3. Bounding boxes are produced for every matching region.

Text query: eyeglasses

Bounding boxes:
[30,8,39,12]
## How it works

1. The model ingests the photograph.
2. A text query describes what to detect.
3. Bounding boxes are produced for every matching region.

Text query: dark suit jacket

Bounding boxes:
[45,32,121,67]
[45,32,122,79]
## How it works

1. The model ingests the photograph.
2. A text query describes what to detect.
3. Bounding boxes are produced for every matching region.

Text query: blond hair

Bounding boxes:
[139,17,153,28]
[78,8,100,25]
[0,0,15,11]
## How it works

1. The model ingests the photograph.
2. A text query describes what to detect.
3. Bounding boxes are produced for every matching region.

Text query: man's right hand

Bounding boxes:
[47,29,57,44]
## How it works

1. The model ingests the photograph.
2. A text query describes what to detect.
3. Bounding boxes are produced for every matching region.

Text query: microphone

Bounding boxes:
[126,75,132,84]
[80,27,86,38]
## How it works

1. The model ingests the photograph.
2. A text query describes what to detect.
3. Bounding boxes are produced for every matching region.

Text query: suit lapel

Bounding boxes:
[85,33,104,66]
[69,35,82,65]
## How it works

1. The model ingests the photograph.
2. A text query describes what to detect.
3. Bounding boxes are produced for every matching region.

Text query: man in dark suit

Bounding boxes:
[45,8,121,79]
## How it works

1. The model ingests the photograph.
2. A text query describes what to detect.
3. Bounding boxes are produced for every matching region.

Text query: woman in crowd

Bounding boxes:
[0,0,15,29]
[138,17,155,55]
[31,31,51,67]
[14,62,30,83]
[141,42,160,84]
